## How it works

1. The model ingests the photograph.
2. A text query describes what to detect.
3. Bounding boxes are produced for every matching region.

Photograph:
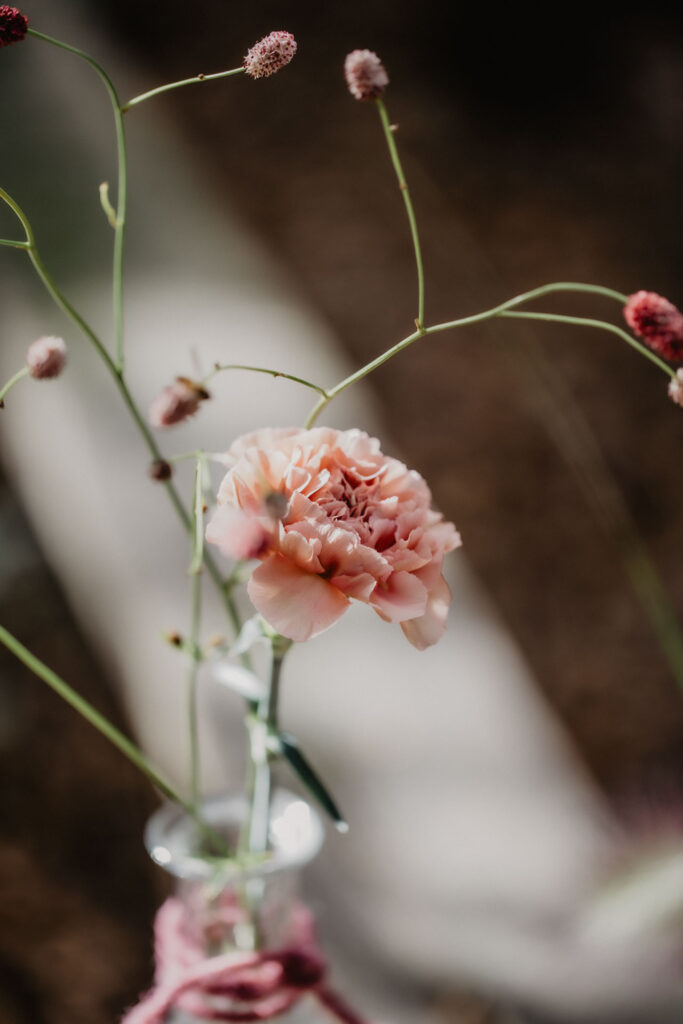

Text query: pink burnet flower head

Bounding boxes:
[243,31,297,80]
[26,335,67,379]
[206,427,461,648]
[0,5,28,47]
[668,369,683,408]
[149,377,210,429]
[623,291,683,362]
[344,49,389,101]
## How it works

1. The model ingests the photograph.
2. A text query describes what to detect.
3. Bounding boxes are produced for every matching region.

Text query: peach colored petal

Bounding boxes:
[248,554,349,642]
[400,573,452,650]
[205,505,269,560]
[370,570,428,623]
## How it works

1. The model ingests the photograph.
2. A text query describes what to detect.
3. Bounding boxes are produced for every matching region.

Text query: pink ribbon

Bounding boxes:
[122,897,379,1024]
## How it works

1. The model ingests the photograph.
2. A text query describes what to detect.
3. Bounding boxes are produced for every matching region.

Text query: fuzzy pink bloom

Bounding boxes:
[26,335,67,379]
[0,5,28,47]
[206,427,461,648]
[623,291,683,361]
[668,369,683,408]
[344,50,389,101]
[149,378,209,429]
[244,31,297,79]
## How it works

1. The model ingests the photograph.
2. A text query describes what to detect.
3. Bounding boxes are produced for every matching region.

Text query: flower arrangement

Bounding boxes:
[2,5,683,1022]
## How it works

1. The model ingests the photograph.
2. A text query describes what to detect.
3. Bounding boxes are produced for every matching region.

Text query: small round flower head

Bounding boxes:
[344,49,389,101]
[668,369,683,408]
[149,377,210,429]
[243,31,297,79]
[26,336,67,379]
[623,291,683,361]
[0,5,28,47]
[148,458,173,482]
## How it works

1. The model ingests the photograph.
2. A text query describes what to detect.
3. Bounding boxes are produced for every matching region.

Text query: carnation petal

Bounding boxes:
[370,570,428,623]
[400,573,452,650]
[248,554,349,642]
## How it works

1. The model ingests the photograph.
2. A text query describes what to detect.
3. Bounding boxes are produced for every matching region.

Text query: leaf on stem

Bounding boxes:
[275,731,348,832]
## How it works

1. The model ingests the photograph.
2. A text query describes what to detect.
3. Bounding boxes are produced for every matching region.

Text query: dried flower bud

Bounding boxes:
[149,378,209,429]
[0,5,28,47]
[344,49,389,101]
[165,631,183,647]
[26,336,67,379]
[148,458,173,481]
[243,30,297,79]
[623,291,683,361]
[668,369,683,408]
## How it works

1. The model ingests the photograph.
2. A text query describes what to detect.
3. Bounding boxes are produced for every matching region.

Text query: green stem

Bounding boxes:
[303,281,635,427]
[28,29,128,372]
[186,458,206,810]
[0,238,31,249]
[0,624,193,811]
[121,67,245,113]
[500,310,675,378]
[0,366,29,406]
[0,187,242,635]
[376,98,425,329]
[206,363,329,398]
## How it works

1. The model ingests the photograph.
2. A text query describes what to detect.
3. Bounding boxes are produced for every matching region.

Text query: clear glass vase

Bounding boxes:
[145,790,326,1023]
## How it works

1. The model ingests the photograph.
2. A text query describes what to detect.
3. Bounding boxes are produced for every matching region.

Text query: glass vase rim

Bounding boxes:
[145,788,325,882]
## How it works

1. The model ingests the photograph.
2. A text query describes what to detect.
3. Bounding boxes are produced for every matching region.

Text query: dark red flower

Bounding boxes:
[623,291,683,361]
[0,6,28,48]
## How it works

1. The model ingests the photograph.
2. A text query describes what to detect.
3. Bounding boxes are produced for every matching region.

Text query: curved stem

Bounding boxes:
[121,67,244,112]
[0,238,31,249]
[376,98,425,328]
[0,366,29,406]
[303,281,635,427]
[500,310,675,378]
[0,187,242,634]
[206,363,329,398]
[28,29,128,372]
[0,624,193,812]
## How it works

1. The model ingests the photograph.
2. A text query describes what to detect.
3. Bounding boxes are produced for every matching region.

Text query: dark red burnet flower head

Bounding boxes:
[623,291,683,362]
[0,6,28,47]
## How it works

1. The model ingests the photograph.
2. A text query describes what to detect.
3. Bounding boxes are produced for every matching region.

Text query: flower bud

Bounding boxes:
[0,5,28,47]
[26,336,67,379]
[623,291,683,361]
[668,369,683,408]
[344,49,389,101]
[243,31,297,79]
[149,378,209,429]
[148,458,173,481]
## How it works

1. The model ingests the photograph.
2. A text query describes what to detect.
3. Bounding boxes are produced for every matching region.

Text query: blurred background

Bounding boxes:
[1,1,683,1022]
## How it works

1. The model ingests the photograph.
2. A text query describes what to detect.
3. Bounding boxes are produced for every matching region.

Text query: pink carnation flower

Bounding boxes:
[206,427,461,648]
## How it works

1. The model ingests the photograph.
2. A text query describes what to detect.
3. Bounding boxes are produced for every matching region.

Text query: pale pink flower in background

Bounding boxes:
[668,369,683,408]
[344,50,389,101]
[206,427,460,648]
[149,378,209,429]
[26,335,67,379]
[243,31,297,80]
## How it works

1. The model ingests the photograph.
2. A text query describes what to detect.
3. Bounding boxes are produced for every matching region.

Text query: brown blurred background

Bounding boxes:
[1,1,683,1021]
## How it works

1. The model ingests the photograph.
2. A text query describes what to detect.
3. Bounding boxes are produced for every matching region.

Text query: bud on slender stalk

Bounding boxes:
[668,369,683,408]
[344,49,389,101]
[243,31,297,79]
[148,459,173,481]
[0,5,28,47]
[623,291,683,361]
[26,336,67,379]
[149,378,210,429]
